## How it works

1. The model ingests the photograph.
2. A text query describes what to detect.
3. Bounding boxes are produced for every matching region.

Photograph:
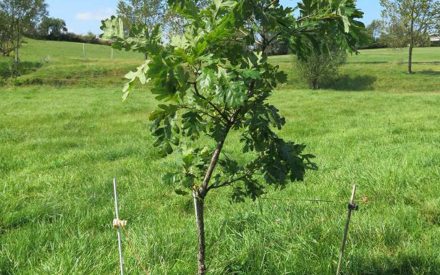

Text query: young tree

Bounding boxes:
[0,0,47,63]
[103,0,363,273]
[296,44,347,89]
[380,0,440,73]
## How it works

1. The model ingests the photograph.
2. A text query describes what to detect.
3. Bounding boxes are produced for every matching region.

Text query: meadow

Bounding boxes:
[0,39,440,274]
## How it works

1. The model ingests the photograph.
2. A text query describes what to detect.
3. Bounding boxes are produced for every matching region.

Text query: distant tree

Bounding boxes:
[117,0,165,31]
[38,17,67,38]
[117,0,165,58]
[368,20,384,40]
[115,0,210,43]
[357,20,384,48]
[0,0,47,63]
[0,11,14,56]
[380,0,440,73]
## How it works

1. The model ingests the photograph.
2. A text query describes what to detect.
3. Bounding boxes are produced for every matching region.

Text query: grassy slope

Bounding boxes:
[0,39,142,86]
[1,39,439,91]
[274,47,440,92]
[0,40,440,274]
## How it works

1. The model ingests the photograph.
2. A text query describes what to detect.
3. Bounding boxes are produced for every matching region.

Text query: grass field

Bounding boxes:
[1,40,440,274]
[1,39,439,91]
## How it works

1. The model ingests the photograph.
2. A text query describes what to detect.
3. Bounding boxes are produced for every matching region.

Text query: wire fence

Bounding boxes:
[111,178,359,275]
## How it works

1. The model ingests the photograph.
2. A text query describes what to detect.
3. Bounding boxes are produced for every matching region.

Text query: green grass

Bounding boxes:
[0,39,142,86]
[1,40,440,274]
[1,87,440,274]
[1,39,439,91]
[273,47,440,92]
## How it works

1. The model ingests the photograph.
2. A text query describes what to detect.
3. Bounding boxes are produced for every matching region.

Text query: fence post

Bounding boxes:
[336,184,358,275]
[113,178,127,275]
[83,43,86,59]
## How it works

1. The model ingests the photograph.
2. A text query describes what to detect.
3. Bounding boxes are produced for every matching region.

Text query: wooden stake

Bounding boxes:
[83,43,86,59]
[113,178,125,275]
[336,184,358,275]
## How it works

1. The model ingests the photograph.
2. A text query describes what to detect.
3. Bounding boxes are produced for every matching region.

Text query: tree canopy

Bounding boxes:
[37,17,67,38]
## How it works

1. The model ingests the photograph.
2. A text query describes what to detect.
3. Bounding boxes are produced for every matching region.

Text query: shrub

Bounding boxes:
[296,46,347,89]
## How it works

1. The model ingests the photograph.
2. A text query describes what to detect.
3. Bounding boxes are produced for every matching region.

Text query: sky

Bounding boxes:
[46,0,382,35]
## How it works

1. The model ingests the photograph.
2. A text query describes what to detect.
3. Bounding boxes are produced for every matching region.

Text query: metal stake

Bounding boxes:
[113,178,125,275]
[336,184,358,275]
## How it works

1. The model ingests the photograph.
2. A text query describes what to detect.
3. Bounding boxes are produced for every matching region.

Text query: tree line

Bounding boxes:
[1,0,438,77]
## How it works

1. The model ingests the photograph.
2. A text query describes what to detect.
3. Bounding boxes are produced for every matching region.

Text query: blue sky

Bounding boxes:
[46,0,381,35]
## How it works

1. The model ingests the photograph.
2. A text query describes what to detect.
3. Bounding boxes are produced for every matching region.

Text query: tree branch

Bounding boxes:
[198,122,233,198]
[190,82,231,123]
[208,175,248,191]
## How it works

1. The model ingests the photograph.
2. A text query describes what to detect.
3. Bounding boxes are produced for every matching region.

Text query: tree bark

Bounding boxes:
[193,191,206,275]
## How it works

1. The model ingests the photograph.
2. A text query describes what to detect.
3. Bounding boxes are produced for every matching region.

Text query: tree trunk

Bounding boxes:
[193,191,206,275]
[14,44,19,64]
[408,2,415,74]
[313,79,318,90]
[15,20,20,65]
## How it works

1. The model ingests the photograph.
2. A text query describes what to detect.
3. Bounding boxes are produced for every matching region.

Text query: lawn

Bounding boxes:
[0,41,440,274]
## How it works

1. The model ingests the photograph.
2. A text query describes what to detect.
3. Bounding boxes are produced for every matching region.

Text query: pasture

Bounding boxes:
[0,40,440,274]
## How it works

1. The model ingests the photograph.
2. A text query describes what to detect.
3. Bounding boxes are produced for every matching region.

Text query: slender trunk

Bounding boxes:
[13,28,20,77]
[15,20,20,65]
[408,1,415,74]
[312,79,318,90]
[190,84,245,274]
[192,132,228,275]
[14,44,19,64]
[193,191,206,275]
[192,120,235,274]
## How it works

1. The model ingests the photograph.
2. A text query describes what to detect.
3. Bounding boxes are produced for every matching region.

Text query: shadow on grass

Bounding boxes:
[417,70,440,76]
[398,61,440,65]
[323,75,377,91]
[350,254,440,275]
[0,61,43,79]
[347,61,388,64]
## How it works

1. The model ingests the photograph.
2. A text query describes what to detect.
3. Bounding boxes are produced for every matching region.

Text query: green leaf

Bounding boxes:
[100,16,124,40]
[122,61,151,100]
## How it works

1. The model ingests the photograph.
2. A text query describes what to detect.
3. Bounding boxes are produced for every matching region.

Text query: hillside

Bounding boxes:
[1,39,439,91]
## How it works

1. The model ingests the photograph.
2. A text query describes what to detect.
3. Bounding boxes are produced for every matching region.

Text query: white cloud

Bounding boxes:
[75,8,114,21]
